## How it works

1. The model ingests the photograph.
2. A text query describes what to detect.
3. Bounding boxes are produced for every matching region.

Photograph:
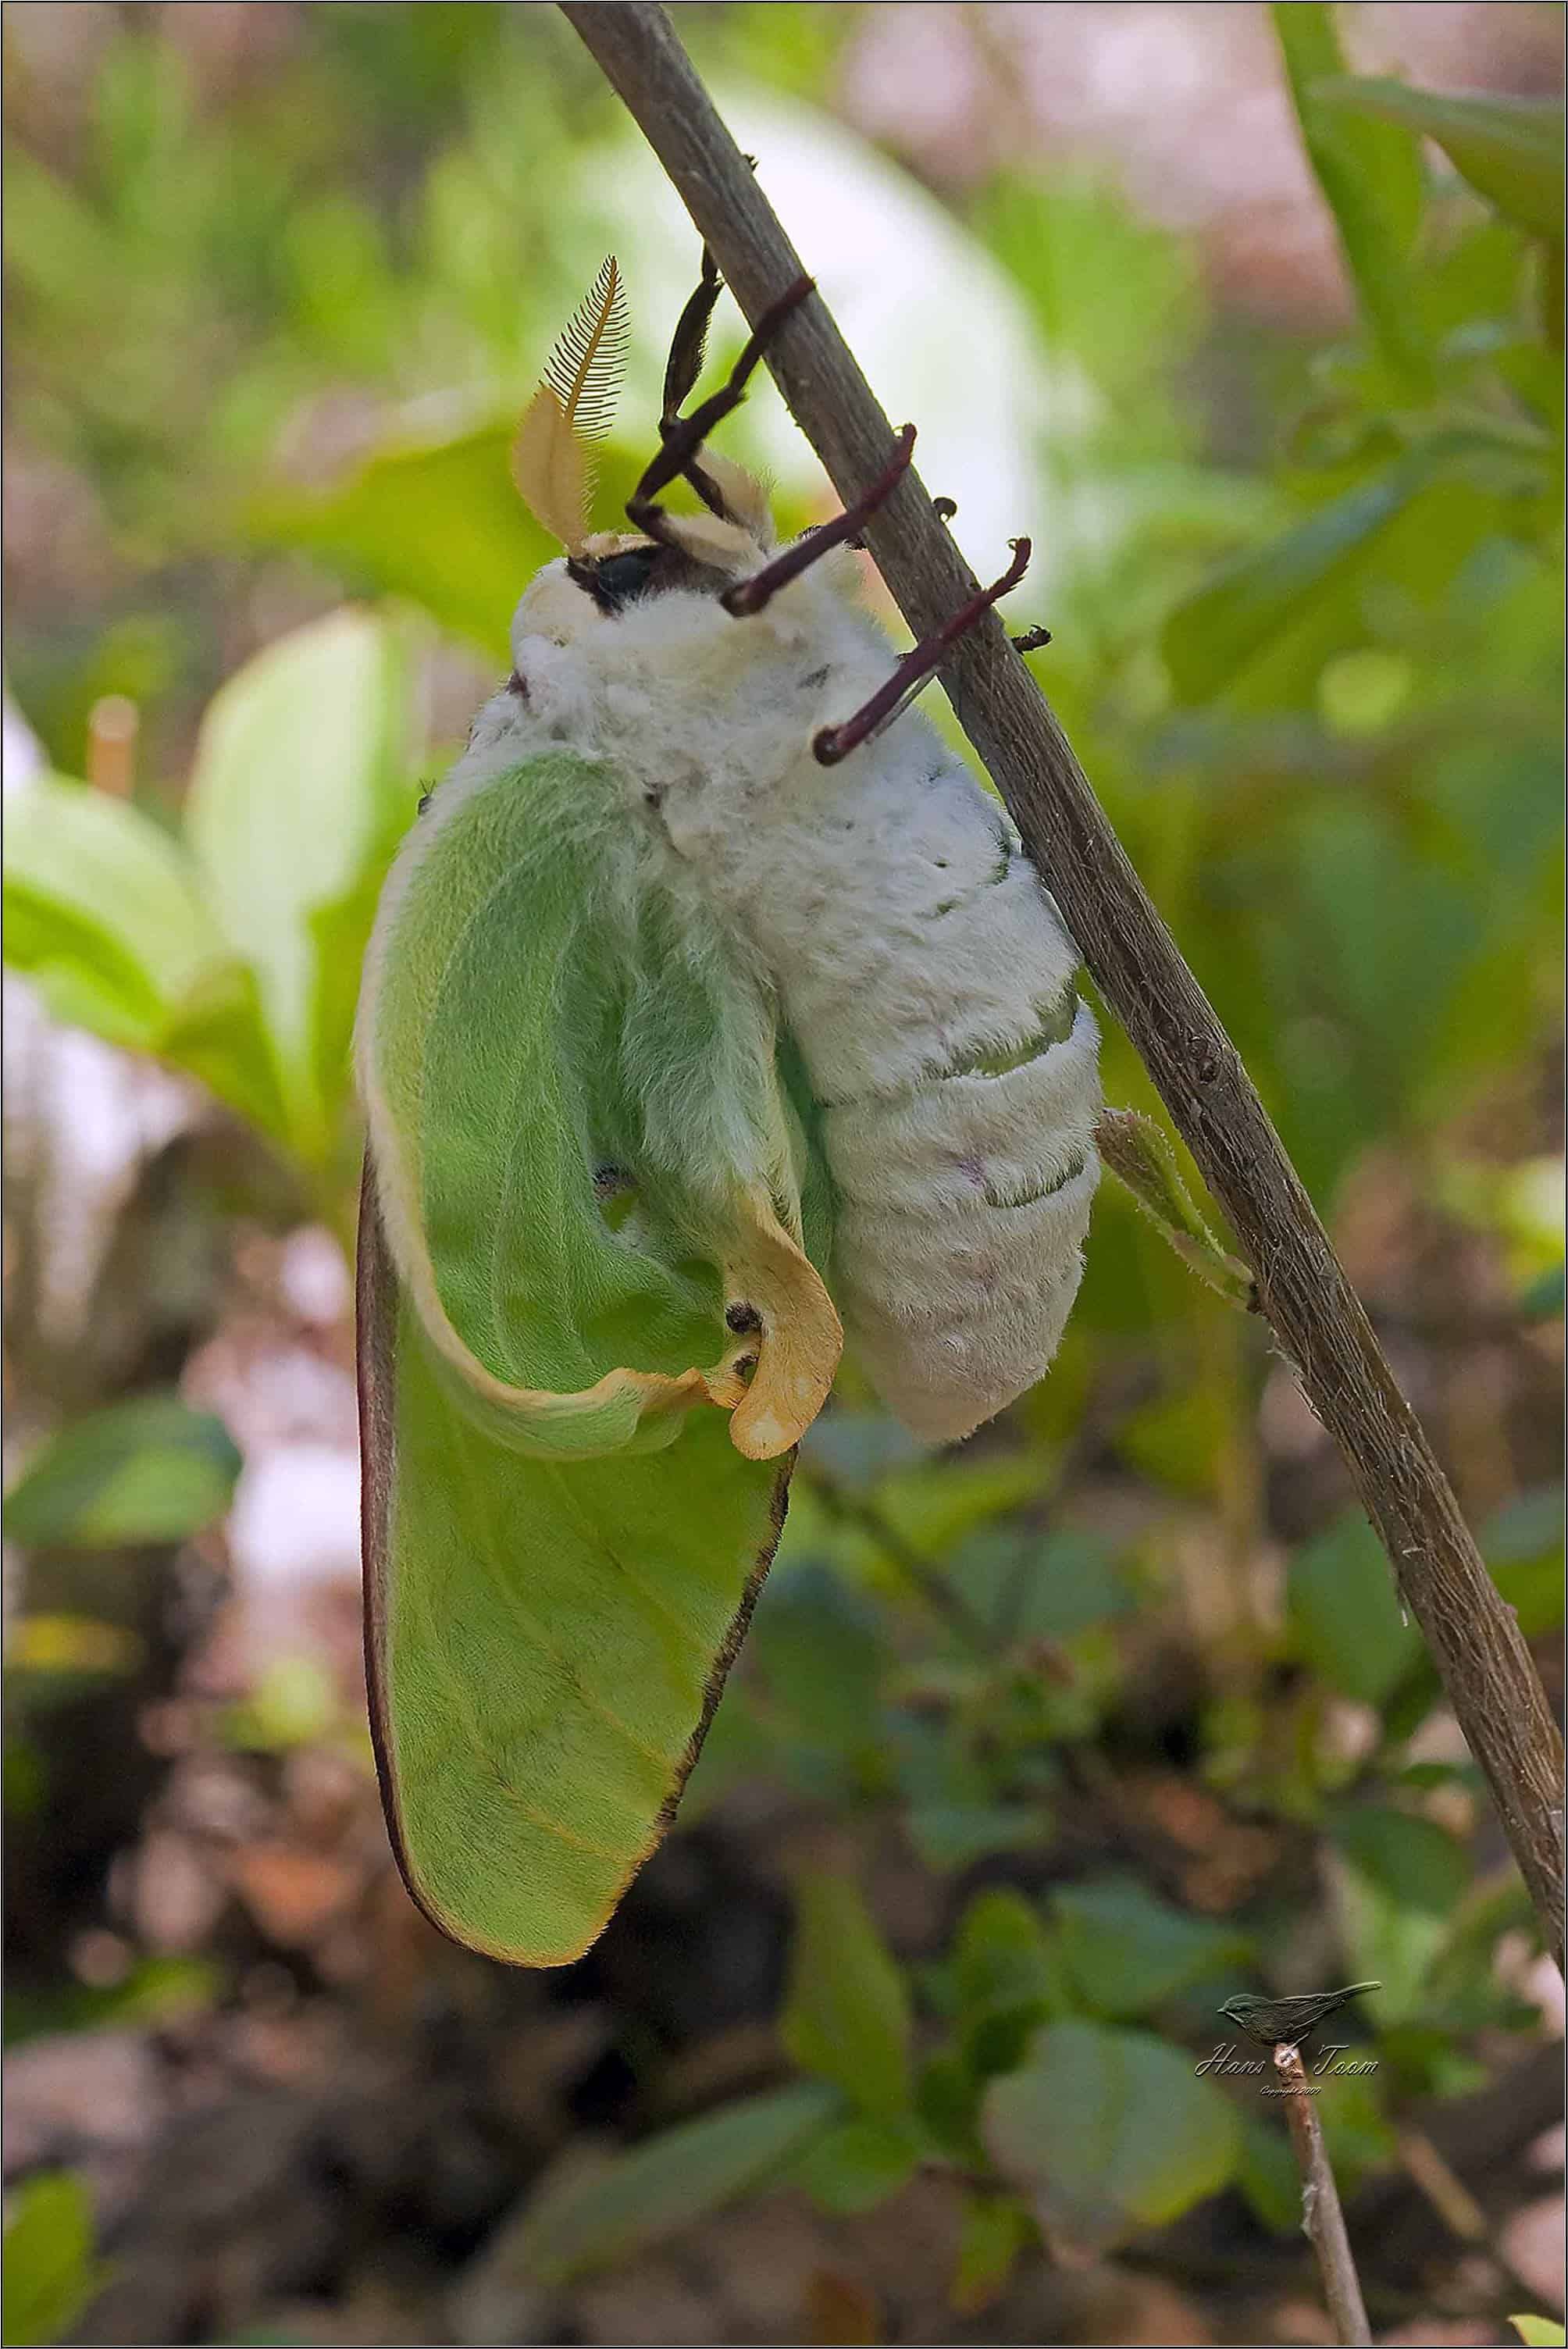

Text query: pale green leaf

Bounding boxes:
[1511,2319,1568,2347]
[4,775,219,1031]
[2,776,286,1140]
[185,608,412,1161]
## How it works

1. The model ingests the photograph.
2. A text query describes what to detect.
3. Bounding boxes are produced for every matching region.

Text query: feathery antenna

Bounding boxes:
[512,255,630,551]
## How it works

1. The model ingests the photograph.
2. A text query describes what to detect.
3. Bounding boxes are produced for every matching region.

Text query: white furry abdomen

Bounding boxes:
[498,554,1101,1444]
[725,722,1100,1442]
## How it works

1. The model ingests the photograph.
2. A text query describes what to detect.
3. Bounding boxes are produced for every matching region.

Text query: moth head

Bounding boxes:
[511,257,780,645]
[510,526,750,651]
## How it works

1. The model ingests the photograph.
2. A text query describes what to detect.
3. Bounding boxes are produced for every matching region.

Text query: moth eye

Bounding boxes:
[569,545,661,615]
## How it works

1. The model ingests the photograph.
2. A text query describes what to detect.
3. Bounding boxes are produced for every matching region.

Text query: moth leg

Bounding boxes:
[657,245,730,523]
[814,536,1033,766]
[627,274,814,548]
[721,424,917,618]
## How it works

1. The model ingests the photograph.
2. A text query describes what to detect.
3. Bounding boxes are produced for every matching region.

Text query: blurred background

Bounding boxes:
[2,5,1563,2344]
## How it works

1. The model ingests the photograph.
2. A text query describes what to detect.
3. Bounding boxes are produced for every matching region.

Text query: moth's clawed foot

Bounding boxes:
[627,275,814,547]
[1011,622,1053,654]
[722,423,917,618]
[814,536,1034,765]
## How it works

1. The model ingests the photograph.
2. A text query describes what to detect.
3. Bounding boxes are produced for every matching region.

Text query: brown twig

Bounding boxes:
[562,1,1566,1974]
[1275,2045,1374,2344]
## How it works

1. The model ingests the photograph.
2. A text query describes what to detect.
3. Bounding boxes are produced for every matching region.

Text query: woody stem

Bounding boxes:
[1275,2045,1373,2344]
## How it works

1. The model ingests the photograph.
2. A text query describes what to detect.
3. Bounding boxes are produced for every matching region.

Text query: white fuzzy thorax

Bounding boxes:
[434,514,1100,1443]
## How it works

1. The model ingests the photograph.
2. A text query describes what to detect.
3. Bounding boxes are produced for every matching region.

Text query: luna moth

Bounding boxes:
[356,253,1100,1966]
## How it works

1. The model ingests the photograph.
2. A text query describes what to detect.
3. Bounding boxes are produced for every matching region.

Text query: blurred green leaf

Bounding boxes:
[4,775,216,1040]
[2,2170,109,2347]
[747,1563,883,1751]
[1330,1804,1470,1916]
[1053,1876,1250,2020]
[1511,2319,1568,2347]
[982,2019,1240,2249]
[914,2043,977,2137]
[183,608,412,1164]
[1114,1381,1232,1501]
[3,1956,221,2049]
[792,2116,923,2215]
[504,2083,839,2287]
[2,1395,240,1549]
[957,1527,1134,1644]
[2,775,287,1142]
[1519,1264,1566,1321]
[2,1616,143,1692]
[781,1874,912,2121]
[221,1656,340,1753]
[953,1889,1063,2019]
[874,1459,1045,1561]
[1316,2066,1399,2187]
[1162,435,1516,709]
[1235,2117,1301,2237]
[1313,79,1565,245]
[1335,1850,1449,2026]
[948,1888,1073,2076]
[907,1804,1046,1873]
[247,425,549,661]
[1287,1513,1421,1705]
[1272,4,1427,379]
[950,2192,1033,2315]
[1483,1485,1566,1638]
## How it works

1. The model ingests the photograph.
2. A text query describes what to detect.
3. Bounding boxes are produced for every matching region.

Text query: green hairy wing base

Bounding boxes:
[357,753,835,1964]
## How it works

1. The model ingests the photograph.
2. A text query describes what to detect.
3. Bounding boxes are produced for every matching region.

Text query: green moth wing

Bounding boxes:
[357,752,838,1965]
